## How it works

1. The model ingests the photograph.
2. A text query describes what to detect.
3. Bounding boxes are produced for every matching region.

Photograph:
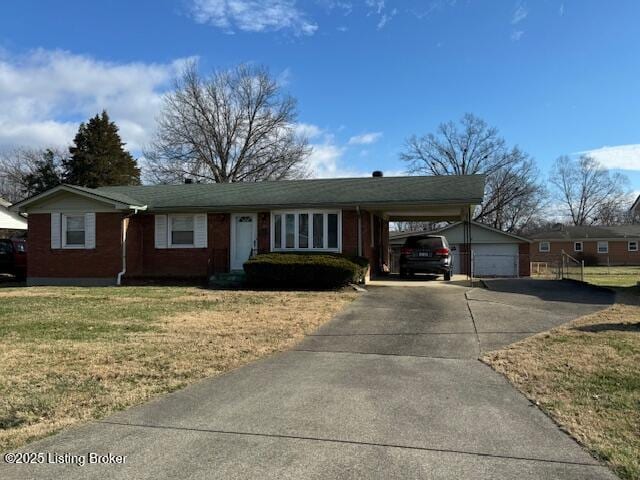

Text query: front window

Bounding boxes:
[574,241,583,253]
[64,215,85,247]
[629,240,638,252]
[539,241,550,253]
[597,241,608,254]
[272,211,341,252]
[170,215,194,246]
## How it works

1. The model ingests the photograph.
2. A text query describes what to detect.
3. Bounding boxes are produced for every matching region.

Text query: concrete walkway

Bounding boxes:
[2,280,618,479]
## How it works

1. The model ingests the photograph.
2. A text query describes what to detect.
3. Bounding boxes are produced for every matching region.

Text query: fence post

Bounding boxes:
[581,260,584,282]
[470,249,474,285]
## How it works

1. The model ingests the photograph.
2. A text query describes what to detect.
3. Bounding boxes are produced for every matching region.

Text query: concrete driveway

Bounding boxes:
[2,280,617,480]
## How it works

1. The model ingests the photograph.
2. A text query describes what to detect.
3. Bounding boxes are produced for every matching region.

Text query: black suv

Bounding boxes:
[399,235,453,281]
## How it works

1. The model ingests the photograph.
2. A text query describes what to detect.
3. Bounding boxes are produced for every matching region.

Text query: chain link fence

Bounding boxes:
[532,252,640,288]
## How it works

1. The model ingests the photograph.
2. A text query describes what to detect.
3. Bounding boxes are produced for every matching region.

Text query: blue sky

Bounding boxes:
[0,0,638,193]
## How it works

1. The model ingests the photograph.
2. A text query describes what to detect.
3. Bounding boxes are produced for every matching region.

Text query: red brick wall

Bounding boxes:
[125,214,209,279]
[28,213,123,279]
[127,213,232,278]
[519,243,531,276]
[530,240,640,266]
[341,209,386,274]
[342,210,359,257]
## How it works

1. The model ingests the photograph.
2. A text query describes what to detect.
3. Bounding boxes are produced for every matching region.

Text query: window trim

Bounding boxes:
[167,214,196,248]
[629,240,639,252]
[538,241,550,253]
[270,210,342,253]
[574,241,583,253]
[597,241,609,254]
[61,214,86,249]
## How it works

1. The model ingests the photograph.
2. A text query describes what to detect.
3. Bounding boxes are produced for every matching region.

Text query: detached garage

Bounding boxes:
[389,222,531,277]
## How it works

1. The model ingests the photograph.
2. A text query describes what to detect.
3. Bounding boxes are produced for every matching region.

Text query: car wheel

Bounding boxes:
[443,270,451,281]
[400,268,409,278]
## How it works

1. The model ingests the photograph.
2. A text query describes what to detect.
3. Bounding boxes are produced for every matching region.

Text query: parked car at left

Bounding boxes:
[0,238,27,280]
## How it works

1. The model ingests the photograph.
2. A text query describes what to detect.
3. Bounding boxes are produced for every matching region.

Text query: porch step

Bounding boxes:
[209,271,246,288]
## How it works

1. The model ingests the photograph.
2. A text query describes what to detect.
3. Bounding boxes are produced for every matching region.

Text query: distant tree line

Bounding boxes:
[0,61,635,234]
[0,111,140,202]
[399,113,635,233]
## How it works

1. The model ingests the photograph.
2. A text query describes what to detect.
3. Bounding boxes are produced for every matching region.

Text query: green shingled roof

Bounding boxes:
[66,185,149,208]
[94,175,485,211]
[530,225,640,240]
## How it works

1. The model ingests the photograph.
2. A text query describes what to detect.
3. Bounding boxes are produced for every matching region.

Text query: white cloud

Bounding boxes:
[376,8,397,29]
[190,0,318,35]
[365,0,397,29]
[365,0,385,15]
[295,123,324,139]
[559,3,565,16]
[577,144,640,171]
[511,30,524,41]
[302,124,398,178]
[0,49,191,152]
[348,131,383,145]
[511,4,528,24]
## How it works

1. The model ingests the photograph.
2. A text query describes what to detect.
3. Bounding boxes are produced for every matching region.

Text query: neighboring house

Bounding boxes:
[389,221,531,277]
[11,175,485,286]
[0,197,27,238]
[530,225,640,266]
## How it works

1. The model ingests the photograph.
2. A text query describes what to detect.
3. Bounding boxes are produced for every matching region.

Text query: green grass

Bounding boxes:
[583,266,640,288]
[0,287,271,341]
[0,286,355,452]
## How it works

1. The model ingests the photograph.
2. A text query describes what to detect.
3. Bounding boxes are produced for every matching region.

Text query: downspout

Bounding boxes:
[356,205,362,257]
[116,209,139,286]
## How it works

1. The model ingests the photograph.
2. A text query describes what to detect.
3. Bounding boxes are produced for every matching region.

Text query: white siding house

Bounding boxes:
[0,198,27,234]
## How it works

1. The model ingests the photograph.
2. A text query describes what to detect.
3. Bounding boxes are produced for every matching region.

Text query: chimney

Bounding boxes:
[372,171,383,178]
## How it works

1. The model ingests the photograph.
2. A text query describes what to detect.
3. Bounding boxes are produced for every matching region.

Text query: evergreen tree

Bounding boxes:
[22,149,63,195]
[64,111,141,187]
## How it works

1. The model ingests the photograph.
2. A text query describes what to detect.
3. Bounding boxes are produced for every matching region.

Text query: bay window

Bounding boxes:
[271,210,341,252]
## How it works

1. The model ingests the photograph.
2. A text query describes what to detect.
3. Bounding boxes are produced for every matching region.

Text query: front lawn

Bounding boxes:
[0,286,356,451]
[583,266,640,288]
[483,290,640,480]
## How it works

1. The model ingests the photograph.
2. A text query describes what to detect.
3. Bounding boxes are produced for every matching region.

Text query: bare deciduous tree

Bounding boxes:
[401,114,546,232]
[390,221,445,232]
[145,62,310,183]
[0,148,65,202]
[550,155,630,225]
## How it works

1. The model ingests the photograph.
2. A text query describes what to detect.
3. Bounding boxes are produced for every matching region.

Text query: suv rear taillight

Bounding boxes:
[401,247,414,255]
[434,248,450,257]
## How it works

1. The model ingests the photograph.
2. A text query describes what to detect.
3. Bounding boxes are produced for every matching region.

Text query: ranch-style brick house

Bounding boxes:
[12,174,485,286]
[529,225,640,266]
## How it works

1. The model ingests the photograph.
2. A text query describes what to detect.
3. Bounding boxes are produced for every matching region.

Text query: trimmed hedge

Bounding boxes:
[243,253,369,289]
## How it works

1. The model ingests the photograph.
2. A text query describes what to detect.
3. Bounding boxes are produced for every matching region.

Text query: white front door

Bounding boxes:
[231,214,257,271]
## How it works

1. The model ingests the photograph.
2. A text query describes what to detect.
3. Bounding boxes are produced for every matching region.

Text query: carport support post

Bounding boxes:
[464,206,472,286]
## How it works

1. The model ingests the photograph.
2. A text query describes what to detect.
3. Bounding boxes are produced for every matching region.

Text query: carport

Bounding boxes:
[389,221,532,278]
[356,179,482,283]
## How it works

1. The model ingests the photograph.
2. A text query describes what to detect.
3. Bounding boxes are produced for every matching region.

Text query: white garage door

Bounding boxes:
[472,244,519,277]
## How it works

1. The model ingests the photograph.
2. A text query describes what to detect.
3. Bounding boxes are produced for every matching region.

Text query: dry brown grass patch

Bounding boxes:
[0,287,356,451]
[483,292,640,480]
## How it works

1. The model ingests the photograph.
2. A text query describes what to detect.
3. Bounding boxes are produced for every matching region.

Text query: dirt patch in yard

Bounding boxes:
[483,291,640,480]
[0,287,356,451]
